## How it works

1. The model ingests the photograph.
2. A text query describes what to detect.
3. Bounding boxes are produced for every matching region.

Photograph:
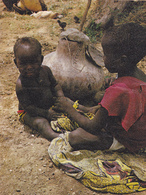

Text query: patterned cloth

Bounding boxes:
[48,132,146,193]
[17,110,27,123]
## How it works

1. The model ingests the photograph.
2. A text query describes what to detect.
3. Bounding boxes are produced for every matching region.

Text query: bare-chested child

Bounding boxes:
[14,37,64,140]
[53,22,146,153]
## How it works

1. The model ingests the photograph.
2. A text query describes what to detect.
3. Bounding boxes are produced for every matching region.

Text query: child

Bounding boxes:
[53,22,146,153]
[14,37,64,140]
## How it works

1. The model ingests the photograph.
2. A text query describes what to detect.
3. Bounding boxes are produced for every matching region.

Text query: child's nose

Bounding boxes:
[26,65,33,71]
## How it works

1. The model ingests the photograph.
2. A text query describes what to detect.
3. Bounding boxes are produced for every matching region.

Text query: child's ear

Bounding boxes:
[41,55,44,63]
[121,55,128,64]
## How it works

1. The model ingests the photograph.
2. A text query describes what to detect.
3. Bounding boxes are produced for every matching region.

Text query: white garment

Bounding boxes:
[109,138,125,151]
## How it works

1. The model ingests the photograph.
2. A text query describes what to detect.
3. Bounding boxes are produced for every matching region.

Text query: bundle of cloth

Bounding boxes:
[48,132,146,193]
[2,0,47,14]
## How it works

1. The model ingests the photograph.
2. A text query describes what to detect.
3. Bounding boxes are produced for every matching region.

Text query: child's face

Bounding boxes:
[15,44,43,78]
[101,35,123,73]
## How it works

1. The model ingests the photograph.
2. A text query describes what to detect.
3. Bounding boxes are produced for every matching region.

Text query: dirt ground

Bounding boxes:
[0,1,146,195]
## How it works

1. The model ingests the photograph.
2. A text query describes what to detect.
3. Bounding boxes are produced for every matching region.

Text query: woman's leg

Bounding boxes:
[23,113,60,140]
[69,127,113,150]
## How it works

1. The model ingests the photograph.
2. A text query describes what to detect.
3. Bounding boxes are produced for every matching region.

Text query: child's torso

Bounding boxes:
[21,68,55,109]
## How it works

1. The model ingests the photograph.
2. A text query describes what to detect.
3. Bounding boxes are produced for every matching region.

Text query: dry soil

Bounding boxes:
[0,1,145,195]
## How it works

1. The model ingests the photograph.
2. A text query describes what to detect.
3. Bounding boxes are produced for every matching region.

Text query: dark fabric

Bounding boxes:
[2,0,18,10]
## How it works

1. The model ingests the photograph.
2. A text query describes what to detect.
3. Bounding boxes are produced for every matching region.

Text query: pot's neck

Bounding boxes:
[56,39,85,60]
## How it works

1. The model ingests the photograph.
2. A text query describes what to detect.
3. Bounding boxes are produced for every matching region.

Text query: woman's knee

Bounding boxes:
[69,128,112,150]
[69,128,91,147]
[69,130,79,146]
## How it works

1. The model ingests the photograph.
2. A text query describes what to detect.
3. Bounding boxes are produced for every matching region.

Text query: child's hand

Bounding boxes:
[53,97,72,113]
[48,108,61,120]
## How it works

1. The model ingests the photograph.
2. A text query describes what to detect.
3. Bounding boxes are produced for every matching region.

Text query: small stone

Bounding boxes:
[16,189,21,192]
[48,162,53,168]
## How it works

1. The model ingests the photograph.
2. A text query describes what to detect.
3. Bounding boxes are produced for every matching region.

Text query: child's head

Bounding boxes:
[14,37,43,78]
[101,23,146,73]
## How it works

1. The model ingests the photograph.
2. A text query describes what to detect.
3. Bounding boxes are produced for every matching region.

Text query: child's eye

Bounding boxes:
[33,63,39,66]
[19,64,25,67]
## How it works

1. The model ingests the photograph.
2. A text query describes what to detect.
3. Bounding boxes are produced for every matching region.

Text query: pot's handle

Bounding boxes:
[86,44,104,67]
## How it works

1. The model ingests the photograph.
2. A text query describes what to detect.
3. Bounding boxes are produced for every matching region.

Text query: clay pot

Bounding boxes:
[43,28,105,104]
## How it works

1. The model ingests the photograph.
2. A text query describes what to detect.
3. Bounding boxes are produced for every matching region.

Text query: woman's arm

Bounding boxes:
[53,97,108,134]
[56,97,100,114]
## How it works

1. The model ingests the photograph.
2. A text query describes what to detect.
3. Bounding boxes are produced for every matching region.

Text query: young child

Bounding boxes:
[14,37,64,140]
[53,22,146,153]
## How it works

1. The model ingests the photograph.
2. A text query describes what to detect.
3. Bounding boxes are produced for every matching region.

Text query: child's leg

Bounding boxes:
[69,127,113,150]
[23,113,60,140]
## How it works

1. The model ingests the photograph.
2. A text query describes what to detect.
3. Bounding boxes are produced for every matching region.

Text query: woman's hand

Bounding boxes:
[87,105,101,114]
[101,76,116,90]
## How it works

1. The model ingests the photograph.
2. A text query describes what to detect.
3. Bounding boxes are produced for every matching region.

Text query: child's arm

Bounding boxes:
[44,65,64,97]
[54,83,64,97]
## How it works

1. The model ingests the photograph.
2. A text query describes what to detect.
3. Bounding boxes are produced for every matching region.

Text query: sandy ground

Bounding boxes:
[0,1,145,195]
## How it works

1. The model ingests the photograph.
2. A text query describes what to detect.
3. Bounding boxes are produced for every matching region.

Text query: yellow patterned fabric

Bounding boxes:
[48,132,146,194]
[51,116,79,132]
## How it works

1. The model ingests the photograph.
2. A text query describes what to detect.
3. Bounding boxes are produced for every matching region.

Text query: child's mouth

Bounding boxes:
[27,72,34,76]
